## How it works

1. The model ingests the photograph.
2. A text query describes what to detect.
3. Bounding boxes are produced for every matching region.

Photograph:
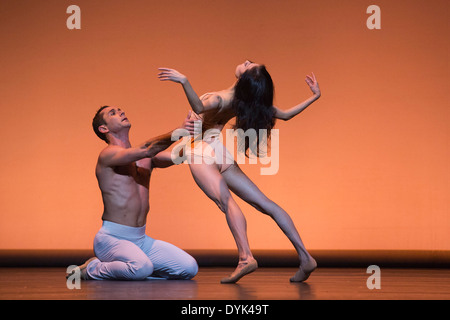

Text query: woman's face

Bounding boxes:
[235,60,259,78]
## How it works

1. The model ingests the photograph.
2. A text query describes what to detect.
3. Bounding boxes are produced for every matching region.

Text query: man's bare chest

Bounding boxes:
[113,161,151,188]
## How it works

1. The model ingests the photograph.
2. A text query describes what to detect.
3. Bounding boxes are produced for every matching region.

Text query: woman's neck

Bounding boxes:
[227,81,236,92]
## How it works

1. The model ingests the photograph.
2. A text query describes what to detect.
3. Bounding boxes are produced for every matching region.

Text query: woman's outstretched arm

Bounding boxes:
[158,68,218,114]
[273,72,321,121]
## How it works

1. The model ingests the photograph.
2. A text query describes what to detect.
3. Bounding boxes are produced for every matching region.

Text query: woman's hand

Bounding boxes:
[158,67,205,114]
[305,72,321,97]
[158,68,187,84]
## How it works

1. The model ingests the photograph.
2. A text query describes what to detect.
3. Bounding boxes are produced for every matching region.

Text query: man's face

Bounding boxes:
[99,106,131,135]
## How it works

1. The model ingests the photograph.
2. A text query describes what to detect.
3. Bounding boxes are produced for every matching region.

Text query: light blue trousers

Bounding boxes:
[86,221,198,280]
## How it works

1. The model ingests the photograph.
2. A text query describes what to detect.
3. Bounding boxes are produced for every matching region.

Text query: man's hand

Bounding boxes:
[305,72,321,97]
[181,111,196,135]
[158,68,187,84]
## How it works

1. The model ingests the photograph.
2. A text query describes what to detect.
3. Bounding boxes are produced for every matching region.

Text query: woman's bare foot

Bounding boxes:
[290,257,317,282]
[220,258,258,284]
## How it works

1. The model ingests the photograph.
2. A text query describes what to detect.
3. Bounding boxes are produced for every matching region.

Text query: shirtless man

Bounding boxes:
[69,106,198,280]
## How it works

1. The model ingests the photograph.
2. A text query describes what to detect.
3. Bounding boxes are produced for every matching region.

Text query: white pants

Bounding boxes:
[86,221,198,280]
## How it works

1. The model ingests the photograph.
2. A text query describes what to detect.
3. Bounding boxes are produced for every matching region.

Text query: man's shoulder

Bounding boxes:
[98,144,124,157]
[97,145,122,166]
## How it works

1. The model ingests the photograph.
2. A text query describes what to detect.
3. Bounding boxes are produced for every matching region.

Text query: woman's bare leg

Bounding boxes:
[222,164,316,282]
[188,162,257,283]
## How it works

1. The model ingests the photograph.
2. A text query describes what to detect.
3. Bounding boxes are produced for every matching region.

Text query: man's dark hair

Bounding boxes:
[92,105,109,143]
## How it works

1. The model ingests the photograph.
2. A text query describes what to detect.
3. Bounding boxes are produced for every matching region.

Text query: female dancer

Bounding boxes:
[158,60,321,283]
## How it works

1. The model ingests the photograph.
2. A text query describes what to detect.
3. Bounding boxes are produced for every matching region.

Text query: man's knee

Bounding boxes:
[180,256,199,280]
[171,255,198,280]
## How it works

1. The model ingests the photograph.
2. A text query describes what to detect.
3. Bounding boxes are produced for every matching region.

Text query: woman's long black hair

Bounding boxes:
[232,65,276,157]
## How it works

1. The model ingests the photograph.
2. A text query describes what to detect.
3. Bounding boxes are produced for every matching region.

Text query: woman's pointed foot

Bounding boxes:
[221,259,258,284]
[290,257,317,282]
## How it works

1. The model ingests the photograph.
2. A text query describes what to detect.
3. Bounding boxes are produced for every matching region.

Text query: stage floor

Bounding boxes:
[1,267,449,300]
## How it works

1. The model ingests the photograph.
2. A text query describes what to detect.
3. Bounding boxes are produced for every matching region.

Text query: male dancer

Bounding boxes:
[69,106,198,280]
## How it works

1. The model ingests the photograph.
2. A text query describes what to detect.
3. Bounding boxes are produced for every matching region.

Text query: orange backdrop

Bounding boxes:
[0,0,448,251]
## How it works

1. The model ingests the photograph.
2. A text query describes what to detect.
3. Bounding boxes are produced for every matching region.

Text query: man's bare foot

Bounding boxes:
[66,257,97,280]
[290,257,317,282]
[220,259,258,284]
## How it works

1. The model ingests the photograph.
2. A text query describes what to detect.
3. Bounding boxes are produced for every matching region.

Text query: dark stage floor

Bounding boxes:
[1,267,449,300]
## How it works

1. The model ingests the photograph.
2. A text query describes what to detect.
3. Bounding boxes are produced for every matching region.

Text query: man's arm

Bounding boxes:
[273,72,321,121]
[151,150,175,168]
[99,113,195,167]
[98,131,176,167]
